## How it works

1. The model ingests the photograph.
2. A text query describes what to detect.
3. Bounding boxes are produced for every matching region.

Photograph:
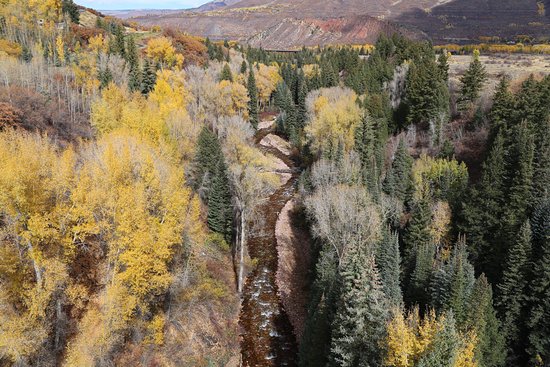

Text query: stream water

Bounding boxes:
[239,127,300,367]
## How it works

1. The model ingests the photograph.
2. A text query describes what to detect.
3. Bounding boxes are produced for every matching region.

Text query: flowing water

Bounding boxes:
[239,128,299,367]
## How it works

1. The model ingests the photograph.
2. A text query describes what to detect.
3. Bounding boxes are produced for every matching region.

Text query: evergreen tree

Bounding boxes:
[240,60,247,74]
[403,199,432,277]
[458,50,487,111]
[355,112,380,195]
[417,312,460,367]
[20,45,32,63]
[99,66,113,89]
[489,76,515,137]
[406,56,449,126]
[408,242,435,309]
[321,62,338,88]
[111,24,126,58]
[497,222,532,365]
[532,119,550,200]
[62,0,80,24]
[126,36,141,92]
[220,63,233,82]
[526,200,550,364]
[459,132,507,283]
[383,139,414,203]
[329,250,388,367]
[141,60,157,95]
[438,51,450,81]
[192,126,222,193]
[376,229,403,307]
[247,69,259,129]
[466,275,506,367]
[207,159,233,241]
[503,120,535,250]
[446,240,476,326]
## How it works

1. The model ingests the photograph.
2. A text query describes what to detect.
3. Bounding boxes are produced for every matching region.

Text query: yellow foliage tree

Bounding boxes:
[255,63,282,106]
[453,332,478,367]
[305,87,362,156]
[146,36,184,69]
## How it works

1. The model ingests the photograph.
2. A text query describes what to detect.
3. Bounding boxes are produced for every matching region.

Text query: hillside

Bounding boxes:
[130,0,549,49]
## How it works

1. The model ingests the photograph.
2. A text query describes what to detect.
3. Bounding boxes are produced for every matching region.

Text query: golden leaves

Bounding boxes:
[305,87,362,156]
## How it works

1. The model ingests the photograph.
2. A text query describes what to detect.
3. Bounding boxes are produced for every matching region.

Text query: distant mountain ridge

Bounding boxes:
[128,0,549,48]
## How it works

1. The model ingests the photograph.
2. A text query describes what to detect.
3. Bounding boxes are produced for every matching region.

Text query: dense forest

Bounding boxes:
[0,1,549,367]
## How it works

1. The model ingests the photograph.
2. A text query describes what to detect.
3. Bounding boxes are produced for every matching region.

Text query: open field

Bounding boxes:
[449,53,550,93]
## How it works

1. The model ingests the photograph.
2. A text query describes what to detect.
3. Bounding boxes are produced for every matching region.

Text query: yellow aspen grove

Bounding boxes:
[385,310,415,367]
[453,332,478,367]
[146,37,184,69]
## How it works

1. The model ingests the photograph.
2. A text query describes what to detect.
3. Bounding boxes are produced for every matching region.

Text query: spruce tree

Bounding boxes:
[220,63,233,82]
[459,132,507,283]
[141,60,157,95]
[192,126,222,193]
[438,51,450,81]
[417,312,460,367]
[526,200,550,364]
[329,250,388,367]
[403,199,432,276]
[112,23,126,58]
[503,120,535,250]
[446,240,475,326]
[408,242,435,308]
[458,49,487,111]
[532,119,550,200]
[497,222,531,365]
[247,68,259,129]
[240,60,247,74]
[466,275,506,367]
[489,76,515,137]
[99,66,113,89]
[383,139,414,203]
[126,36,141,92]
[207,159,233,241]
[62,0,80,24]
[376,229,403,307]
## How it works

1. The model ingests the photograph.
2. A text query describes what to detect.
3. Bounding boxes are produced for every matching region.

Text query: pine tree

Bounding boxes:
[247,68,259,129]
[21,45,32,63]
[459,132,507,283]
[403,199,432,276]
[417,312,460,367]
[406,56,449,125]
[384,139,414,203]
[207,159,233,241]
[192,126,222,193]
[497,222,531,365]
[321,62,338,88]
[489,76,515,137]
[112,23,126,58]
[458,50,487,111]
[220,63,233,82]
[141,60,157,95]
[446,240,475,326]
[376,229,403,307]
[240,60,247,74]
[408,242,435,308]
[438,51,450,81]
[355,112,380,195]
[532,119,550,200]
[99,66,113,89]
[503,120,535,253]
[62,0,80,24]
[329,249,388,367]
[526,200,550,364]
[126,36,141,92]
[466,275,506,367]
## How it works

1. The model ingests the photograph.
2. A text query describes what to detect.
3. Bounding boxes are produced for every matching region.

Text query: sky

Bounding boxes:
[75,0,206,10]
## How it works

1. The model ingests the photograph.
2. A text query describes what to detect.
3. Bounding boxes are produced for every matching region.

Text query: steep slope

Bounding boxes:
[131,0,549,48]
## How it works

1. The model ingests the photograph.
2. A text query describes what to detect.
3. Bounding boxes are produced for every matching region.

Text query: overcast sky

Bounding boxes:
[76,0,206,10]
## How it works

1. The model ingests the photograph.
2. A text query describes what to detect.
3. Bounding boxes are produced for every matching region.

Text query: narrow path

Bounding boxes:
[239,124,300,367]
